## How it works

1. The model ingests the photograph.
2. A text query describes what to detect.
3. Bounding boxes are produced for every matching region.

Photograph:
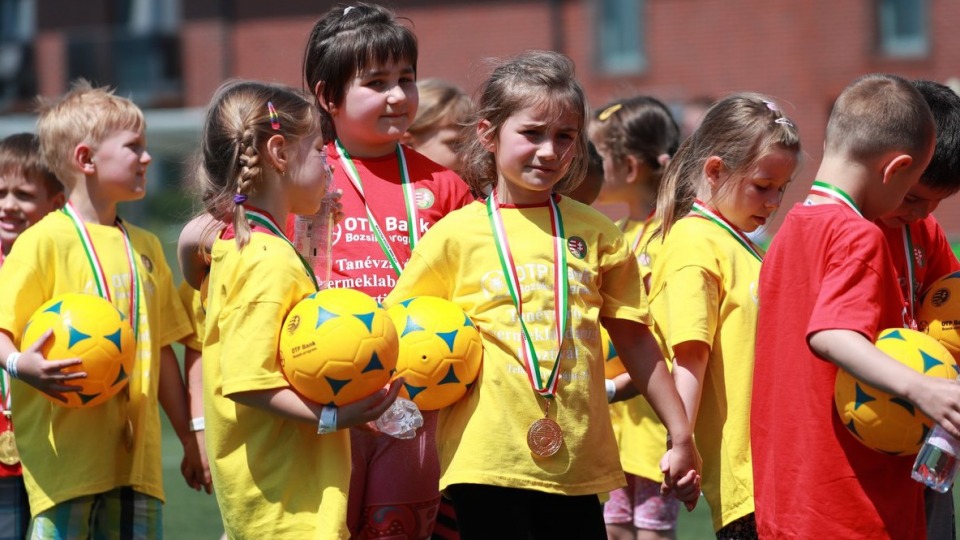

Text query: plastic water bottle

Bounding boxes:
[293,191,336,289]
[912,423,960,493]
[375,398,424,440]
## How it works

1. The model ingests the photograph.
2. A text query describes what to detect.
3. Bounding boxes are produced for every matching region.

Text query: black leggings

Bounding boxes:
[446,483,606,540]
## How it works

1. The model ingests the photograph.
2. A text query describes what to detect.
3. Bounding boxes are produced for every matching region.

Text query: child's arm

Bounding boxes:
[670,340,709,430]
[157,344,210,492]
[810,329,960,437]
[229,378,403,432]
[604,317,701,509]
[178,214,220,291]
[0,329,85,401]
[607,372,640,403]
[183,345,212,493]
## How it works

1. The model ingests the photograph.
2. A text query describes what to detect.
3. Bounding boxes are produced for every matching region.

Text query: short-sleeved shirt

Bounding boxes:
[752,203,926,540]
[0,211,191,514]
[384,196,646,496]
[203,223,350,539]
[647,215,760,531]
[176,280,204,352]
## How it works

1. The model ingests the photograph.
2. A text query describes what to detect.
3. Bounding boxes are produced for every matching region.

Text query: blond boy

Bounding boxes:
[0,81,203,538]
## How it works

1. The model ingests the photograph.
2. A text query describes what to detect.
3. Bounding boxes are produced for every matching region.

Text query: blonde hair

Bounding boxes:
[196,80,316,249]
[36,79,144,184]
[407,79,472,136]
[825,73,935,162]
[460,50,588,196]
[0,133,64,197]
[656,93,801,235]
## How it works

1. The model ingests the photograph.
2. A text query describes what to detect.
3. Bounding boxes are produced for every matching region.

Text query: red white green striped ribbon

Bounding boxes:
[902,225,918,329]
[624,209,656,254]
[486,194,569,398]
[62,202,140,338]
[690,201,763,262]
[806,180,863,217]
[244,210,318,291]
[334,140,418,277]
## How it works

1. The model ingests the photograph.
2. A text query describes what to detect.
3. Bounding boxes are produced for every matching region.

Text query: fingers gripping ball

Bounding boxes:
[21,293,135,408]
[386,296,483,411]
[279,288,399,406]
[600,326,626,379]
[835,328,959,456]
[918,270,960,361]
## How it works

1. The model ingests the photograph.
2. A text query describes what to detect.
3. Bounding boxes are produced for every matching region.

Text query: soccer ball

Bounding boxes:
[20,293,135,408]
[917,270,960,361]
[386,296,483,410]
[600,326,626,379]
[279,288,398,406]
[835,328,959,455]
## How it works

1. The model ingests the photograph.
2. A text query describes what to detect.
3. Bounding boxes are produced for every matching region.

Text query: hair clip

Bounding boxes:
[775,117,794,128]
[598,103,623,122]
[267,102,281,131]
[763,100,779,112]
[233,193,248,205]
[343,6,355,15]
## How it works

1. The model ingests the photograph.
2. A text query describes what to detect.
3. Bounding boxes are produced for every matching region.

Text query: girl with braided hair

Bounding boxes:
[196,79,402,538]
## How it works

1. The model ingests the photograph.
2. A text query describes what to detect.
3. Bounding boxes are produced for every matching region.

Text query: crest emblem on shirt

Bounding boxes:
[567,236,587,259]
[415,188,436,209]
[140,254,153,273]
[913,246,925,269]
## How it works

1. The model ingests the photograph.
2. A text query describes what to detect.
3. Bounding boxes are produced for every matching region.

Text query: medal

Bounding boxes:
[0,429,19,466]
[527,417,563,458]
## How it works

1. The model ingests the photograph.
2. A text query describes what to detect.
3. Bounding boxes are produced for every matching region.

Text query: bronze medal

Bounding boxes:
[0,429,20,466]
[527,417,563,458]
[122,417,134,452]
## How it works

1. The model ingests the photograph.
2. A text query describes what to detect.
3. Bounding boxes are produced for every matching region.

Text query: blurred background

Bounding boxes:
[2,0,959,537]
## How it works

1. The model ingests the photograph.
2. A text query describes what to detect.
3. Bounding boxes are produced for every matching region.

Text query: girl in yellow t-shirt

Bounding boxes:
[384,50,701,539]
[648,94,800,538]
[195,80,401,539]
[588,96,682,540]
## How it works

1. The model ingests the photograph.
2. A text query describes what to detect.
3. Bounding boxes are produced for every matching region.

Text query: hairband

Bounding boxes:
[597,103,623,122]
[775,117,794,128]
[267,102,280,131]
[344,6,355,15]
[763,100,779,112]
[233,194,248,205]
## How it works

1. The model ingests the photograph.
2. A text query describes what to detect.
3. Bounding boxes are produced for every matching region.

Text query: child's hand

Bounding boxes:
[659,438,702,511]
[180,432,213,494]
[14,330,86,402]
[911,375,960,438]
[336,377,403,430]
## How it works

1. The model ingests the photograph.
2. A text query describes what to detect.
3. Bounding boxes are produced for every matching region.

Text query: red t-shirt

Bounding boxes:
[325,144,473,303]
[752,203,926,540]
[0,254,21,478]
[880,214,960,323]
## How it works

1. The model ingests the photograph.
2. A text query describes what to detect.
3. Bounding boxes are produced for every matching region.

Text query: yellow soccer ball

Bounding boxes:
[600,326,626,379]
[386,296,483,411]
[279,288,398,406]
[835,328,959,456]
[21,293,135,408]
[917,270,960,361]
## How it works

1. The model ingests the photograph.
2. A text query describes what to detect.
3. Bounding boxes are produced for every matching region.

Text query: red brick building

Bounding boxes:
[2,0,958,237]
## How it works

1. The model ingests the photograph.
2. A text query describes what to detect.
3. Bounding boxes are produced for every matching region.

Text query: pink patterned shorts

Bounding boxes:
[603,474,679,531]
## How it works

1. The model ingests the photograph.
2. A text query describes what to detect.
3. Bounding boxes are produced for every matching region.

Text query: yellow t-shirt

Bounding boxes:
[176,280,204,352]
[0,211,191,514]
[384,198,647,496]
[647,216,760,531]
[609,217,669,482]
[204,231,350,539]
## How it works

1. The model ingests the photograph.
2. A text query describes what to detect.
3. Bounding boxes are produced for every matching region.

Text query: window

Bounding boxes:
[877,0,929,57]
[0,0,38,113]
[596,0,646,74]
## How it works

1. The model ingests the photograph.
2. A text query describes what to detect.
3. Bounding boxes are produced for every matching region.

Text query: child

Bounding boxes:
[195,79,402,538]
[648,93,801,538]
[0,81,203,538]
[382,50,700,540]
[304,4,474,537]
[750,74,956,539]
[175,280,213,495]
[403,79,473,173]
[588,96,682,540]
[0,132,64,540]
[875,79,960,539]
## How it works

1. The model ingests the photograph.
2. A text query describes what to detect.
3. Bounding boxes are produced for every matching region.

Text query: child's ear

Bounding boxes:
[74,143,96,175]
[881,154,914,185]
[264,134,289,173]
[315,82,338,116]
[624,155,641,184]
[478,120,495,152]
[703,155,725,188]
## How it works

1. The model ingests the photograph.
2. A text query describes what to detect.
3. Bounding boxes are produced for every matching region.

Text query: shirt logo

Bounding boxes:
[415,188,436,209]
[567,236,587,259]
[140,254,153,273]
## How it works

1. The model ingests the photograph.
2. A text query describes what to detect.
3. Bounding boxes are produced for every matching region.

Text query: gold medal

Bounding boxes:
[122,416,134,452]
[0,429,20,466]
[527,417,563,458]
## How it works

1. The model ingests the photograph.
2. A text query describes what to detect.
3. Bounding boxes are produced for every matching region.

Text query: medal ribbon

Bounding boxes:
[62,203,141,338]
[244,210,319,291]
[486,194,569,397]
[690,201,762,262]
[902,225,917,328]
[334,140,418,277]
[806,180,863,217]
[1,371,10,415]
